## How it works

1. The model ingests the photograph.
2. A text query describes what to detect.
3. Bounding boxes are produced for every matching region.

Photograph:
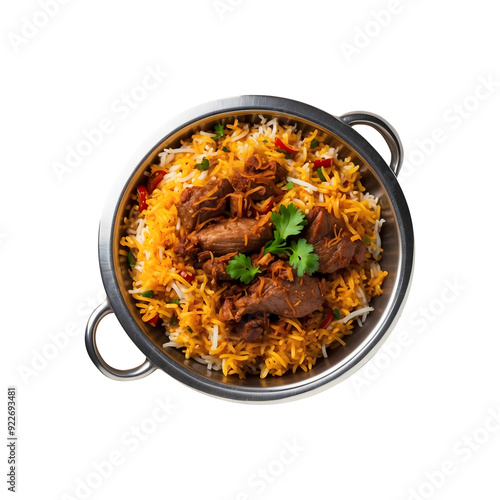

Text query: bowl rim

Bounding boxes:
[96,95,414,403]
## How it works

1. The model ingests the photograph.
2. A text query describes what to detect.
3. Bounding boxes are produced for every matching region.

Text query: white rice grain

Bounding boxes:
[211,324,219,351]
[176,171,197,183]
[331,306,374,326]
[286,177,318,193]
[171,282,186,301]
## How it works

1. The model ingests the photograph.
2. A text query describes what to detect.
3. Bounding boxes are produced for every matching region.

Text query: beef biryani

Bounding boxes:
[120,116,387,378]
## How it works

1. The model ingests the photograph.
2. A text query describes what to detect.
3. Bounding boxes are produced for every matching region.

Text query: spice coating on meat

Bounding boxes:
[230,155,286,215]
[304,207,345,244]
[314,237,365,273]
[176,179,233,232]
[304,207,366,273]
[196,218,273,256]
[237,314,268,342]
[230,271,325,321]
[202,252,237,283]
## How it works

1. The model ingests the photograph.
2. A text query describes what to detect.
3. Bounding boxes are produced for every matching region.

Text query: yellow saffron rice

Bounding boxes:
[120,117,388,378]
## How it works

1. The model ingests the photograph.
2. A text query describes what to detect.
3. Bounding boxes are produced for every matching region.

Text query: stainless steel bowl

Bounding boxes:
[85,95,414,403]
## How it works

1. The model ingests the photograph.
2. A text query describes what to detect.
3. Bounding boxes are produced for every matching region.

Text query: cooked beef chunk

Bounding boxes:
[196,218,273,255]
[314,237,365,273]
[203,251,275,285]
[227,268,325,321]
[230,155,286,215]
[176,179,233,232]
[304,207,345,244]
[173,235,199,257]
[202,252,237,283]
[304,207,366,273]
[237,314,268,342]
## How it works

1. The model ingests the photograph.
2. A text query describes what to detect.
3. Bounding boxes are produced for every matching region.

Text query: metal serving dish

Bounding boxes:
[85,95,414,403]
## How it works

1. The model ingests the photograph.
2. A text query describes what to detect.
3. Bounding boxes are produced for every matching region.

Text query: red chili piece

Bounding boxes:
[137,185,148,212]
[147,170,167,194]
[147,314,159,327]
[319,308,334,329]
[180,270,195,283]
[254,198,274,215]
[313,158,333,169]
[275,137,299,154]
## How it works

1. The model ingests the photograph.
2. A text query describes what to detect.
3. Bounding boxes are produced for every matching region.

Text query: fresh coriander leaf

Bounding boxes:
[195,157,210,171]
[271,204,307,241]
[333,308,341,320]
[288,238,319,277]
[264,232,289,256]
[311,139,319,148]
[276,148,288,155]
[170,299,180,305]
[285,181,294,190]
[213,123,224,139]
[285,153,292,160]
[317,167,326,182]
[140,290,154,298]
[222,146,229,152]
[263,139,268,143]
[363,237,371,243]
[226,253,261,284]
[170,316,178,326]
[187,326,193,333]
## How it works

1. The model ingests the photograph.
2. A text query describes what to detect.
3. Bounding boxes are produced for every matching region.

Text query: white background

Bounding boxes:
[2,1,500,499]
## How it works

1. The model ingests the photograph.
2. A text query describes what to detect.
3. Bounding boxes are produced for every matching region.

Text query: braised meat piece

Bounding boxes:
[173,235,199,257]
[202,252,237,283]
[304,207,345,244]
[314,237,366,273]
[224,266,325,321]
[176,179,233,232]
[304,207,366,273]
[230,155,287,215]
[196,218,273,255]
[237,314,268,342]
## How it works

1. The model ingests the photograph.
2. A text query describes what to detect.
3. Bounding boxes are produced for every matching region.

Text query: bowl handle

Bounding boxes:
[340,112,404,177]
[85,299,157,381]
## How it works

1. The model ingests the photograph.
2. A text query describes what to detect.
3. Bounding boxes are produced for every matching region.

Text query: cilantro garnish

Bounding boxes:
[170,299,180,305]
[264,204,319,277]
[285,181,294,190]
[140,290,154,298]
[213,123,224,139]
[288,239,319,277]
[195,157,210,171]
[311,139,319,148]
[333,308,341,320]
[226,253,262,284]
[222,146,229,152]
[363,237,371,243]
[271,204,307,241]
